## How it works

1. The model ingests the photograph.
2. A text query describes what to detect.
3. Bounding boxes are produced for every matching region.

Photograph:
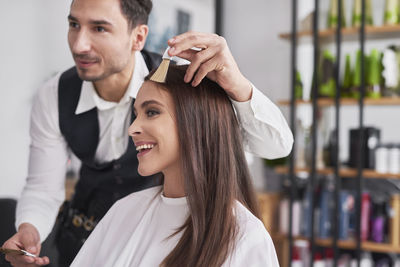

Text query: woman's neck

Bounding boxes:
[162,169,185,198]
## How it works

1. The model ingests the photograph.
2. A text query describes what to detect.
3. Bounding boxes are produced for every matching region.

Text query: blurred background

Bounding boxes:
[2,0,400,266]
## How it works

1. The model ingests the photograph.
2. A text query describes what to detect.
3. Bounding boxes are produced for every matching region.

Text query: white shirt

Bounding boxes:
[16,51,293,242]
[71,186,280,267]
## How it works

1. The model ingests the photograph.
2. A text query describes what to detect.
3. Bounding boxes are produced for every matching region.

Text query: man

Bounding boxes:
[3,0,293,266]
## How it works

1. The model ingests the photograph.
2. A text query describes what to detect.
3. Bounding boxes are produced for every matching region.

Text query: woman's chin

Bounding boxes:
[138,167,156,177]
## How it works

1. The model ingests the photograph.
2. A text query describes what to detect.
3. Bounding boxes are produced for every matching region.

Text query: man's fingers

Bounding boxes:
[192,59,217,87]
[34,255,50,265]
[19,231,40,256]
[168,31,222,56]
[173,49,196,61]
[184,47,218,83]
[4,254,35,265]
[22,255,36,264]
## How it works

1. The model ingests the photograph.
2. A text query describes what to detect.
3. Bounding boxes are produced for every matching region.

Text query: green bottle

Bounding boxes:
[399,0,400,22]
[352,0,374,27]
[327,0,346,28]
[384,0,400,25]
[319,50,336,98]
[342,54,353,97]
[295,70,303,99]
[350,50,368,99]
[366,49,382,98]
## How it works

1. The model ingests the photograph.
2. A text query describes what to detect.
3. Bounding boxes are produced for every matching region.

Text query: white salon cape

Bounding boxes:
[70,186,280,267]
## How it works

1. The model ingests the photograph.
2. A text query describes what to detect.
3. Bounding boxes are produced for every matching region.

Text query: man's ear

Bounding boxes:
[131,24,149,51]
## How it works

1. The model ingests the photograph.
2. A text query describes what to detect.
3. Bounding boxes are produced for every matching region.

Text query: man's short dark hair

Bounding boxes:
[120,0,152,29]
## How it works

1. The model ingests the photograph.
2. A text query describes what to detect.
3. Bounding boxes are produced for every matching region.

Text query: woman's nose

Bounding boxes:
[128,117,141,137]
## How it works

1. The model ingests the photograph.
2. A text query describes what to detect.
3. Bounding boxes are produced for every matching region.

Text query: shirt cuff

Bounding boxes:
[231,83,274,123]
[16,213,53,243]
[230,83,294,159]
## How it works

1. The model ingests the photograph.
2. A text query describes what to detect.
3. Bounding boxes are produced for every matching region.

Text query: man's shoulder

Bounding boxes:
[140,50,162,71]
[37,67,76,95]
[35,71,63,100]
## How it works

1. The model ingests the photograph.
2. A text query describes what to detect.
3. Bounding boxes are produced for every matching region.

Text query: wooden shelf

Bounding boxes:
[275,166,400,180]
[279,24,400,40]
[271,234,400,254]
[278,97,400,107]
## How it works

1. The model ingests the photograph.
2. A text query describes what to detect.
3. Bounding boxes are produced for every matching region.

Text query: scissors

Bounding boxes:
[0,247,37,257]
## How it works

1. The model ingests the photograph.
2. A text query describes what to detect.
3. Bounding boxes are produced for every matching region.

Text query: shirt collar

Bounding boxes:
[75,51,150,115]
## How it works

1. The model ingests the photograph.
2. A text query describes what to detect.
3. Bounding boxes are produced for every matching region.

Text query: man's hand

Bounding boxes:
[167,31,253,102]
[2,223,49,266]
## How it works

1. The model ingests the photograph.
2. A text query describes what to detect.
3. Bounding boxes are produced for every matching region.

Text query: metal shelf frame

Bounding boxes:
[288,1,368,266]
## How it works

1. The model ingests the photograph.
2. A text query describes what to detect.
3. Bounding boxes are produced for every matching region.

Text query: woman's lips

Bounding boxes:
[137,148,152,157]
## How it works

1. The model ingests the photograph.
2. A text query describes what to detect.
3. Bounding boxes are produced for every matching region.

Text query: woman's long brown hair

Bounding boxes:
[145,65,260,267]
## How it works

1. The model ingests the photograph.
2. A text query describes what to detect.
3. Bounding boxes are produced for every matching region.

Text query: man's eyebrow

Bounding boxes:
[68,14,77,21]
[89,19,113,26]
[68,14,113,26]
[133,100,164,112]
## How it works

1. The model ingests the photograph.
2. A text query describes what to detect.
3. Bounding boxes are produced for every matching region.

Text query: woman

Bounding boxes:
[71,65,279,266]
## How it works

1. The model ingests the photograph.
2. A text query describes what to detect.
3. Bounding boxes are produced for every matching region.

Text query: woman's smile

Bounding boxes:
[135,142,157,157]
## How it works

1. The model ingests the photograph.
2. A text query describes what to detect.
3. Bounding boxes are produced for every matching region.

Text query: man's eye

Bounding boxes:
[69,22,79,29]
[146,110,159,117]
[95,26,106,32]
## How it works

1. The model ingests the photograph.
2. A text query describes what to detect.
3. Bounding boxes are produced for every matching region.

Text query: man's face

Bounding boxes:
[68,0,135,81]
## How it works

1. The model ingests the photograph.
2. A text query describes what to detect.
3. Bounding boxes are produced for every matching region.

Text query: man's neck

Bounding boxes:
[93,58,135,103]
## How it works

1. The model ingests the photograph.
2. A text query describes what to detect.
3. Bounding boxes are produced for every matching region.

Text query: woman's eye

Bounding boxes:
[146,109,159,117]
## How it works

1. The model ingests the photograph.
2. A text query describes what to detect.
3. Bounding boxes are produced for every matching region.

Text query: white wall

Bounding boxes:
[223,0,292,190]
[0,1,73,198]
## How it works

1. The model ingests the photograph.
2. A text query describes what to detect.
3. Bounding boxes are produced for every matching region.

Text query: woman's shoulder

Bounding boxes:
[233,201,275,250]
[227,201,280,266]
[234,201,267,235]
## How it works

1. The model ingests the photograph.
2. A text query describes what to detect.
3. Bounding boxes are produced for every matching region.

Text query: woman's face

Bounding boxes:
[129,81,181,178]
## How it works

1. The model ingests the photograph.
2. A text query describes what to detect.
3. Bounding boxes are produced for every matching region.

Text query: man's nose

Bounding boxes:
[71,30,91,54]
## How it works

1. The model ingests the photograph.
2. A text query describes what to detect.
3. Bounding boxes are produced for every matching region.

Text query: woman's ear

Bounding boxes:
[131,24,149,51]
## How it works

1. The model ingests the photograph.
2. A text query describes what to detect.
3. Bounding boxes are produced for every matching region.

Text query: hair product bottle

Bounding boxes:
[342,54,353,97]
[327,0,346,29]
[352,0,373,26]
[360,252,373,267]
[371,199,387,243]
[313,252,325,267]
[384,0,400,25]
[366,49,382,99]
[361,192,371,241]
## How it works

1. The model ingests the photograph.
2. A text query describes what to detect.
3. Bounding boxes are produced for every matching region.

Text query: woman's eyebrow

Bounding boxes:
[140,100,164,109]
[133,99,164,112]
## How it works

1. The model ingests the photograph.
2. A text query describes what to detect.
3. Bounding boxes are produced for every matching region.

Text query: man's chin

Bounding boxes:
[76,69,103,82]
